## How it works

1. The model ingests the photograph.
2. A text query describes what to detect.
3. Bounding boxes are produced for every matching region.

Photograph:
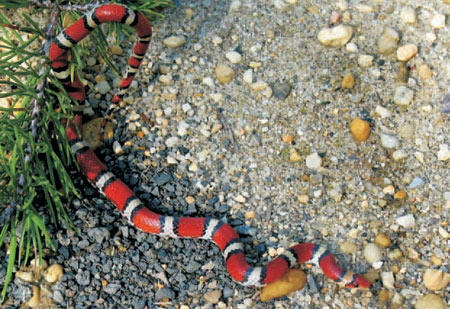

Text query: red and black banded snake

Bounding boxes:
[49,3,371,289]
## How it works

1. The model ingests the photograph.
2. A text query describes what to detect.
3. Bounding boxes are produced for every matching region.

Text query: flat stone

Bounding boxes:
[317,25,353,47]
[393,86,414,106]
[272,82,292,100]
[163,35,186,48]
[397,44,418,62]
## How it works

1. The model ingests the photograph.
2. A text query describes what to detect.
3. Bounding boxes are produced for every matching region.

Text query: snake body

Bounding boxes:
[49,4,370,288]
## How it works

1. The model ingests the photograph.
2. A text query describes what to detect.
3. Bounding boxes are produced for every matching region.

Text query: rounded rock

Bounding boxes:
[380,133,399,148]
[204,290,222,304]
[163,35,186,48]
[393,86,414,106]
[417,64,432,80]
[430,13,446,29]
[43,264,64,284]
[358,55,373,67]
[397,44,418,62]
[381,271,395,289]
[350,118,371,141]
[95,80,111,95]
[225,51,242,64]
[364,243,383,263]
[375,233,392,248]
[305,152,322,169]
[415,294,446,309]
[377,28,399,55]
[392,149,408,161]
[423,269,450,291]
[396,214,415,228]
[342,72,355,89]
[400,6,416,24]
[215,64,234,84]
[317,25,353,47]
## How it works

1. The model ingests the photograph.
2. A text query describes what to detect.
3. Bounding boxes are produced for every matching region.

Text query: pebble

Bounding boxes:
[417,64,432,80]
[104,283,121,295]
[243,69,253,84]
[305,152,322,169]
[392,149,407,161]
[423,269,450,291]
[381,271,395,289]
[430,13,446,29]
[165,136,179,148]
[212,36,223,45]
[112,141,124,155]
[375,233,392,248]
[159,74,172,85]
[225,51,242,64]
[43,264,63,283]
[408,177,425,189]
[375,105,391,118]
[350,118,370,141]
[377,28,399,55]
[289,149,301,162]
[341,72,354,89]
[317,25,353,47]
[345,42,358,53]
[204,290,222,304]
[364,243,382,263]
[215,64,234,84]
[95,80,111,95]
[163,35,186,48]
[380,133,399,148]
[358,54,373,67]
[397,44,418,62]
[282,134,294,143]
[396,214,415,228]
[339,241,358,254]
[230,0,242,11]
[155,287,175,300]
[393,86,414,106]
[297,194,309,205]
[415,294,446,309]
[250,81,269,92]
[110,45,123,55]
[400,6,416,24]
[272,83,292,100]
[437,144,450,161]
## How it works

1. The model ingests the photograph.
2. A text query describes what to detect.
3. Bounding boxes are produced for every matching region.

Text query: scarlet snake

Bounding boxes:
[49,4,371,289]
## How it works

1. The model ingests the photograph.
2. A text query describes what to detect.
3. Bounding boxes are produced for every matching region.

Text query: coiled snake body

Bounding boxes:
[49,4,370,288]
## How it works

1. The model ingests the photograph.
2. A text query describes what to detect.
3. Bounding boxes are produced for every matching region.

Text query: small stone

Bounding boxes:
[392,149,407,161]
[346,42,358,52]
[305,153,322,169]
[375,233,391,248]
[297,194,309,205]
[159,74,172,85]
[165,136,179,148]
[417,64,432,80]
[225,51,242,64]
[394,190,407,200]
[204,290,222,304]
[408,177,425,189]
[43,264,63,283]
[376,106,391,118]
[30,258,47,269]
[430,13,446,29]
[377,28,399,55]
[317,25,353,47]
[185,196,195,204]
[212,36,223,45]
[272,83,292,100]
[378,289,390,304]
[282,134,294,143]
[437,144,450,161]
[230,0,242,11]
[203,77,214,87]
[340,241,358,254]
[396,214,415,228]
[110,45,123,55]
[400,6,416,24]
[350,118,371,141]
[431,256,443,266]
[289,149,301,162]
[415,294,446,309]
[86,57,96,66]
[388,248,403,260]
[397,63,409,84]
[397,44,418,62]
[330,11,342,24]
[393,86,414,106]
[357,4,373,12]
[358,55,373,67]
[215,64,234,84]
[16,270,34,282]
[381,272,395,289]
[423,269,450,291]
[95,80,111,95]
[163,35,186,48]
[250,81,269,92]
[380,133,399,148]
[184,8,194,17]
[364,243,383,263]
[243,69,253,84]
[112,141,124,155]
[341,72,355,89]
[235,195,246,203]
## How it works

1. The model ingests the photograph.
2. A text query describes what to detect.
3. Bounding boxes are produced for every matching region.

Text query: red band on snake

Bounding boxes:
[49,4,370,288]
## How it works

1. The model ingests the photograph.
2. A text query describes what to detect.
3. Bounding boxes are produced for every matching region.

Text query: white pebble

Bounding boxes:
[430,13,446,29]
[425,32,437,42]
[392,149,408,161]
[225,51,242,64]
[165,136,179,148]
[400,6,416,24]
[95,80,111,95]
[317,25,353,47]
[396,214,415,228]
[243,69,253,84]
[377,28,399,55]
[364,243,382,264]
[163,35,186,48]
[167,156,178,164]
[437,144,450,161]
[380,133,399,149]
[182,103,191,113]
[158,74,172,85]
[193,43,202,51]
[250,81,269,92]
[212,36,223,45]
[305,152,322,169]
[358,54,373,67]
[375,105,391,118]
[273,0,288,10]
[230,0,242,11]
[345,42,358,52]
[381,271,395,289]
[203,77,214,88]
[397,44,418,62]
[113,141,123,155]
[393,86,414,106]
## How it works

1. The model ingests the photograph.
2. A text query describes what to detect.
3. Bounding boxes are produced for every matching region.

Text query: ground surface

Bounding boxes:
[2,0,449,308]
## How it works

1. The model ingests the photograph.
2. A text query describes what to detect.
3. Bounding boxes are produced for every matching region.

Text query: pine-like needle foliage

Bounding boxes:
[0,0,173,302]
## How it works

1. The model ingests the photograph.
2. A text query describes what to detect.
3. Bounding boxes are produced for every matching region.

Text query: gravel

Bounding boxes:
[1,0,449,308]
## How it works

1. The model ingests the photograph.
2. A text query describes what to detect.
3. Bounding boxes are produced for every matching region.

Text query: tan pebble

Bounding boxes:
[282,134,294,143]
[203,290,222,304]
[364,243,382,263]
[184,8,194,17]
[341,72,355,89]
[16,270,34,282]
[397,44,418,62]
[266,29,275,39]
[417,64,432,80]
[391,265,400,274]
[110,45,123,55]
[407,247,420,260]
[339,241,358,254]
[250,81,268,92]
[43,264,63,283]
[185,196,195,204]
[350,118,371,141]
[289,148,302,162]
[423,269,450,291]
[163,35,186,48]
[137,131,144,139]
[215,64,234,84]
[363,269,380,283]
[161,93,177,100]
[378,289,390,304]
[375,233,392,248]
[30,258,47,269]
[245,211,256,219]
[383,185,395,195]
[260,269,306,301]
[27,286,41,307]
[394,190,407,200]
[317,25,353,47]
[249,61,262,68]
[211,123,222,134]
[397,63,409,84]
[297,194,309,205]
[308,5,319,14]
[415,294,446,309]
[234,195,246,203]
[82,118,115,150]
[94,74,106,83]
[388,248,403,260]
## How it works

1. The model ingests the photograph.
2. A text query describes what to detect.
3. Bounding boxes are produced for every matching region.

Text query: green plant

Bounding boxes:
[0,0,173,302]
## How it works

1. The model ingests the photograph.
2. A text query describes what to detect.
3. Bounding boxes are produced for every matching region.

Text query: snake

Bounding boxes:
[49,4,371,289]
